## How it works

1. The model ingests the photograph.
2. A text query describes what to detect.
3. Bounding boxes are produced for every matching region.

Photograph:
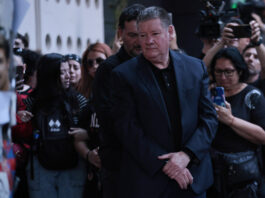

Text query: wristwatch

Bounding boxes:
[251,37,263,46]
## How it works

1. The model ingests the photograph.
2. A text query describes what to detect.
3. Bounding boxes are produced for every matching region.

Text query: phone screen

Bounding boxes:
[231,24,251,38]
[211,87,225,107]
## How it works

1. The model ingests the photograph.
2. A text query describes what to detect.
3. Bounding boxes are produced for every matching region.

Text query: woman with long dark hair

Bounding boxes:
[23,53,87,198]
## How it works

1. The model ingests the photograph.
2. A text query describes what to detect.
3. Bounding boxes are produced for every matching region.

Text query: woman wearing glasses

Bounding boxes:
[208,47,265,198]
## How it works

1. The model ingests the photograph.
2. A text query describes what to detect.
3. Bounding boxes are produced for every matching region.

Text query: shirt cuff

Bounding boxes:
[182,147,200,167]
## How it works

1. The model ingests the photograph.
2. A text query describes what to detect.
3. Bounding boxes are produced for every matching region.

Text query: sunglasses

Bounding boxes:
[87,58,105,67]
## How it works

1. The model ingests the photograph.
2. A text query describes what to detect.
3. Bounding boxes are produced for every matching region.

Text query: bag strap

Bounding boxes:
[64,100,74,126]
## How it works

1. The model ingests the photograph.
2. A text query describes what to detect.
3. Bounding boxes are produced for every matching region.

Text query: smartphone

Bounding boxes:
[211,87,226,107]
[231,24,251,38]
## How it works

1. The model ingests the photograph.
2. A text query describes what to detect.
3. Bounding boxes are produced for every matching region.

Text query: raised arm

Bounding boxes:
[250,20,265,79]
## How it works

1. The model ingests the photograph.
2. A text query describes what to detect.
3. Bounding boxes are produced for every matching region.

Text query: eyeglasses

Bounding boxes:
[87,58,104,67]
[214,69,236,77]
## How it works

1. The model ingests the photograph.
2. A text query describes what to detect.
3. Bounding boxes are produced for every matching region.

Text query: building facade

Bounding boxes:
[18,0,104,55]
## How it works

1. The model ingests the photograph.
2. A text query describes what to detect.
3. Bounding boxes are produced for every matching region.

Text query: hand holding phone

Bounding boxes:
[211,87,226,107]
[231,24,251,38]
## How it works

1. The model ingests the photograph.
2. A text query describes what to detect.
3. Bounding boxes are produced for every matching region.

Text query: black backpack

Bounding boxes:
[33,101,78,170]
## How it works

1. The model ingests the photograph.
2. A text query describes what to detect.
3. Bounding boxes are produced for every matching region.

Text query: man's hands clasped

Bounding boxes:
[158,151,193,189]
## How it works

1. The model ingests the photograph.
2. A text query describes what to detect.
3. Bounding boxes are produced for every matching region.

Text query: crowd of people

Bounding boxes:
[0,1,265,198]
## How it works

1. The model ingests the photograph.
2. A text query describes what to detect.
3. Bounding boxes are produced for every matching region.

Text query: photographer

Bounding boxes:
[196,0,223,58]
[203,18,261,69]
[203,16,265,93]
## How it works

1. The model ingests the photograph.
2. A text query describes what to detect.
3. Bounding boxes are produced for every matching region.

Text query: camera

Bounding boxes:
[238,1,265,24]
[196,0,225,38]
[196,0,239,39]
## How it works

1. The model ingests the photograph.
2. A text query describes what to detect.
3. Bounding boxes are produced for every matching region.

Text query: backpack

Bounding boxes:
[33,101,78,170]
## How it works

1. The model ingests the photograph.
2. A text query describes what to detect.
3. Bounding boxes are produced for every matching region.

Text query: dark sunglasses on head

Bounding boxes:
[64,54,81,64]
[87,57,105,67]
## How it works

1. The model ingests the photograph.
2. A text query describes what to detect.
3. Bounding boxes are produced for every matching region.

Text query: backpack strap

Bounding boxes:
[63,100,75,126]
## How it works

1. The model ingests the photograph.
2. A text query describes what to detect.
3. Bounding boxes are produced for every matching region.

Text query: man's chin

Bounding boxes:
[248,68,259,74]
[132,49,142,56]
[143,52,158,59]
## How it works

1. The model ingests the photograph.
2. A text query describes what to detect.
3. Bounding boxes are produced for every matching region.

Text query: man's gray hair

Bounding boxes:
[137,6,171,28]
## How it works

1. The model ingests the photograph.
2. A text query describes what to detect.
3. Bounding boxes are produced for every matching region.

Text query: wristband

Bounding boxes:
[251,37,263,46]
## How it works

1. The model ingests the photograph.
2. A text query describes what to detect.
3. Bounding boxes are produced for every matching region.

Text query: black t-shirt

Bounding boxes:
[87,98,100,149]
[250,78,265,95]
[212,85,265,153]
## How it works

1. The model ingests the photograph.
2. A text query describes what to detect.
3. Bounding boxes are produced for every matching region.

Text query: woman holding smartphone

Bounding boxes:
[208,47,265,198]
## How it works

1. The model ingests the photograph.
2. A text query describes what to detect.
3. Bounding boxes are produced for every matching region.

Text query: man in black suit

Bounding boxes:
[93,4,145,198]
[110,6,218,198]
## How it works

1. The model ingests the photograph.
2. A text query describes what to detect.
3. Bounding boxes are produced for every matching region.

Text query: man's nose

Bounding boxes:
[146,35,154,44]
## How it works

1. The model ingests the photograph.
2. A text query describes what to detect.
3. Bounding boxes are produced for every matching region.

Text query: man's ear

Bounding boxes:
[168,25,174,41]
[117,27,123,42]
[23,63,26,73]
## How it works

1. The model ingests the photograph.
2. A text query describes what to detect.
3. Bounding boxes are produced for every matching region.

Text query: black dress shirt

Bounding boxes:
[150,59,182,151]
[150,58,198,165]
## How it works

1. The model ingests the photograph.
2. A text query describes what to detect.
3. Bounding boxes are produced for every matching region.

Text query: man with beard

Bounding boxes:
[93,4,145,198]
[243,43,265,94]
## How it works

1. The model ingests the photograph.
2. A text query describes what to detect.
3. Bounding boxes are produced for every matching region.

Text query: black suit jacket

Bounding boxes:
[93,46,132,171]
[110,50,218,197]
